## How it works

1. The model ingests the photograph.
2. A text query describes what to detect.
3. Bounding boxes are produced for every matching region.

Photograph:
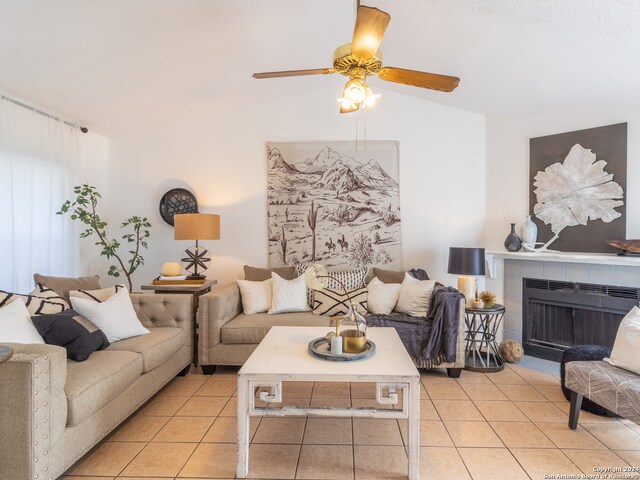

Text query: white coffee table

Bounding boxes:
[237,326,421,479]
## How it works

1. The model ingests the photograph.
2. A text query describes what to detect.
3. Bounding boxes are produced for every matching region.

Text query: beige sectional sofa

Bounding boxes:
[197,282,466,377]
[0,293,193,480]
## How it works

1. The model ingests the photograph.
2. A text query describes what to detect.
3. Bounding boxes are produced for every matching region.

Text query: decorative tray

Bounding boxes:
[307,337,376,362]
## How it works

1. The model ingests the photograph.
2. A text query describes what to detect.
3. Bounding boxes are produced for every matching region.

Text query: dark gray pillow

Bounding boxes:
[31,309,110,362]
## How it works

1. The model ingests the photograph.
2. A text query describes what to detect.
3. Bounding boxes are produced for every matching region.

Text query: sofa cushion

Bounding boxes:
[65,350,142,426]
[221,312,330,344]
[107,327,184,372]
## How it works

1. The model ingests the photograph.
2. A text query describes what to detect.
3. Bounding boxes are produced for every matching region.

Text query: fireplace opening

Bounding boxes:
[522,278,640,362]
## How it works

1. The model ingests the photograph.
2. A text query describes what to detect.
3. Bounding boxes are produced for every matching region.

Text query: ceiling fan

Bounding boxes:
[252,4,460,113]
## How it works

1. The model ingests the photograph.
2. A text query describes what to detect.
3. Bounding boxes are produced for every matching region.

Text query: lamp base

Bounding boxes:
[457,276,476,301]
[186,274,206,281]
[181,243,211,279]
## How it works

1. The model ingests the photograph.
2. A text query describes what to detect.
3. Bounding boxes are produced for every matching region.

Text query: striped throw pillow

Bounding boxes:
[0,284,70,315]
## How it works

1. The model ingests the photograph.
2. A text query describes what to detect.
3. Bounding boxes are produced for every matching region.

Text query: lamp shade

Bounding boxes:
[447,247,485,276]
[174,214,220,240]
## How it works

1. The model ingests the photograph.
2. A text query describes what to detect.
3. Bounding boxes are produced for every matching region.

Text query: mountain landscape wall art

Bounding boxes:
[267,141,402,269]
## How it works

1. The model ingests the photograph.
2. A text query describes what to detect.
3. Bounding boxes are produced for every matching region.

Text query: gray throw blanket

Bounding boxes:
[366,284,463,366]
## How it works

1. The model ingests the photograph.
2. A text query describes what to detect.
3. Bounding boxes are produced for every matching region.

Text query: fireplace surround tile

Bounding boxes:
[588,264,615,284]
[613,265,640,287]
[542,261,566,280]
[565,263,590,282]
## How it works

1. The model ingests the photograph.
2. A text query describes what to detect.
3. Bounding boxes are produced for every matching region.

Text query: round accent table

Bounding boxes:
[464,304,506,372]
[0,346,14,364]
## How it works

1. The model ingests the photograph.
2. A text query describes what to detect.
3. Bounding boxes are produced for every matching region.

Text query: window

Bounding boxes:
[0,96,79,293]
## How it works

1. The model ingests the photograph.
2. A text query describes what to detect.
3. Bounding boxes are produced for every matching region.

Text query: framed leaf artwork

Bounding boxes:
[529,123,627,253]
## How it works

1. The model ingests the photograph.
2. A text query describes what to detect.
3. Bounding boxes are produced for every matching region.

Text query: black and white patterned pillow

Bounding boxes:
[0,285,70,315]
[297,264,368,307]
[313,286,368,316]
[69,285,126,302]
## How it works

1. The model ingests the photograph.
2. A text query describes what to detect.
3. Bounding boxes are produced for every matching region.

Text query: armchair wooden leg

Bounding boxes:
[568,390,583,429]
[177,365,191,377]
[447,368,462,379]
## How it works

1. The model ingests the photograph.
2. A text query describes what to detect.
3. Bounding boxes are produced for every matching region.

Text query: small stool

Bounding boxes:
[561,345,615,417]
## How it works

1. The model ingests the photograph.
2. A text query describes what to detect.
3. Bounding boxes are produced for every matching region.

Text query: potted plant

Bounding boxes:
[58,184,151,291]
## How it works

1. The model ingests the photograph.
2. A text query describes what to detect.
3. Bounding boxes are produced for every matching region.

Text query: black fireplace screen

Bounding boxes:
[522,278,639,362]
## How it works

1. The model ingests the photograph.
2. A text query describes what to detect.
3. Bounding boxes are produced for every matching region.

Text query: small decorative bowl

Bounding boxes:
[469,299,484,309]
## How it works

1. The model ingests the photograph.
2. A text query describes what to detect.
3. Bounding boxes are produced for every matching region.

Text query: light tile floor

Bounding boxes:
[62,360,640,480]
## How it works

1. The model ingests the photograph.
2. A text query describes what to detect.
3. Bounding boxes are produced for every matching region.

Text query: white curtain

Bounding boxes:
[0,96,80,293]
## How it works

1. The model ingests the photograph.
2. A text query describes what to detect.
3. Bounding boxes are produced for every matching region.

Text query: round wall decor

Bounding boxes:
[159,188,198,226]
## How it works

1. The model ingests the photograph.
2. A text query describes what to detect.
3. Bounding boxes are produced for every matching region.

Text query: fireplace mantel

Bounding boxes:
[485,250,640,278]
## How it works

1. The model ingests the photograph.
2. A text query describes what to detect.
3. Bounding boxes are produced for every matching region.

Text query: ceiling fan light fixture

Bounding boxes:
[338,97,356,109]
[363,86,380,108]
[343,78,367,104]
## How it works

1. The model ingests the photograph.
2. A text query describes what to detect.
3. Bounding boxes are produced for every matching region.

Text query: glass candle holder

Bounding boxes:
[339,304,367,353]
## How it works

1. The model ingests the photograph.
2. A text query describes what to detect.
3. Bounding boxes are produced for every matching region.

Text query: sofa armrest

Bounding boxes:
[0,343,68,480]
[197,283,242,365]
[455,297,467,367]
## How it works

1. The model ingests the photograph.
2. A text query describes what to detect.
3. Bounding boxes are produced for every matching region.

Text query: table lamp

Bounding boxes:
[447,247,486,301]
[174,213,220,280]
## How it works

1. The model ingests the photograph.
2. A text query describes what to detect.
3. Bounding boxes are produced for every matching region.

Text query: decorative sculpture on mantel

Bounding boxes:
[529,144,624,252]
[607,239,640,256]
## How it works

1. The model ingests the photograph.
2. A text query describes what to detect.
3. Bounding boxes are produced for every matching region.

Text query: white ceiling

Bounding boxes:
[1,0,640,136]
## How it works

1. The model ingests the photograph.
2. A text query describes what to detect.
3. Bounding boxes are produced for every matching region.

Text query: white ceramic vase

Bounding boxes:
[521,215,538,249]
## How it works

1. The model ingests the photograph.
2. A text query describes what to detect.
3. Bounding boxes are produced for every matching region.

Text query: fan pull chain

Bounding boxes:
[364,107,367,152]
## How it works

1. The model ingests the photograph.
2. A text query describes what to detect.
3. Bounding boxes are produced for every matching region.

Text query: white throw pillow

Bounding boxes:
[604,306,640,375]
[70,288,149,342]
[268,272,309,314]
[367,277,402,315]
[395,273,436,317]
[237,278,272,314]
[0,298,45,344]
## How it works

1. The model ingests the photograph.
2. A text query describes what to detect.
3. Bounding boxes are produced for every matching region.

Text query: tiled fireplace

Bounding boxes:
[485,251,640,360]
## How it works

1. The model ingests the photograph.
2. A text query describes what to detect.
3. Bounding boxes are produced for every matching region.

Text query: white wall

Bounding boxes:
[105,86,485,289]
[484,108,640,304]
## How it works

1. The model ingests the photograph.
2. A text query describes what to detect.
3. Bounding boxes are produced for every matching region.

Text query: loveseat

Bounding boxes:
[197,282,466,377]
[0,293,193,480]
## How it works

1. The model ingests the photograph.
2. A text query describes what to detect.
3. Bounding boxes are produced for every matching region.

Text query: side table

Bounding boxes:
[0,346,13,364]
[464,304,506,372]
[140,280,217,366]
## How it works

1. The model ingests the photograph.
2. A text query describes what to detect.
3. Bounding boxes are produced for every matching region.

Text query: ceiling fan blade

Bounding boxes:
[351,6,390,60]
[253,68,335,79]
[378,67,460,92]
